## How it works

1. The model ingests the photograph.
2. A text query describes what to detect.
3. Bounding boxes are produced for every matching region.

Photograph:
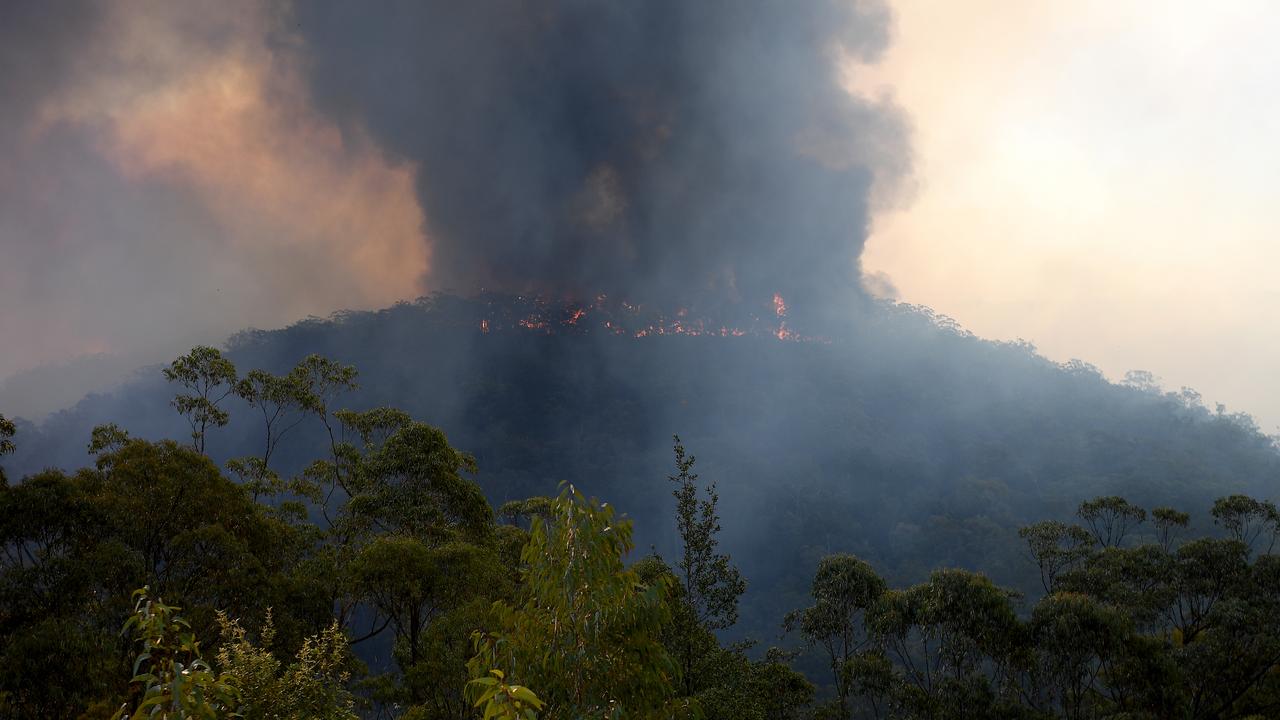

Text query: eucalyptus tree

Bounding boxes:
[785,554,887,719]
[0,412,14,483]
[1211,494,1280,555]
[469,485,684,720]
[0,413,14,457]
[163,346,238,454]
[1077,496,1147,548]
[664,436,748,704]
[1018,520,1095,594]
[1151,506,1191,552]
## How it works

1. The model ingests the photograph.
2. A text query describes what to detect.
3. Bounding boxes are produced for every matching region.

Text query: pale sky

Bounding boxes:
[857,0,1280,432]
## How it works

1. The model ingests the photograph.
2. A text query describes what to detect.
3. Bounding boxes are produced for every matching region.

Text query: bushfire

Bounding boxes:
[468,293,825,343]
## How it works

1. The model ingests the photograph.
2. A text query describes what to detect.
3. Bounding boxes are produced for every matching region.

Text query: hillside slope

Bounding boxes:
[7,294,1277,639]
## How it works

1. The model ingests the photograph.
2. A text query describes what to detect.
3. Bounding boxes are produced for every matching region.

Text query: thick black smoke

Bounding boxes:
[290,0,910,317]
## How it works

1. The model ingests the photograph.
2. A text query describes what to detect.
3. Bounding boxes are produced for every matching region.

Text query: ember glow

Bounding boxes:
[469,294,823,343]
[2,0,903,423]
[772,293,797,341]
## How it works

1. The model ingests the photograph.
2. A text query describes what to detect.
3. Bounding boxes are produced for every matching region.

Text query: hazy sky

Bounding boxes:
[858,0,1280,432]
[2,1,1278,432]
[0,1,428,414]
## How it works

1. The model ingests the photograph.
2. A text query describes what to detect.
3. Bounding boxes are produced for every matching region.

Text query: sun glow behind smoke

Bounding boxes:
[0,1,428,399]
[851,0,1280,430]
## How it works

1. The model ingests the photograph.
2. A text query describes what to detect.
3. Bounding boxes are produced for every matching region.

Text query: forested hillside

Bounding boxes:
[2,310,1280,717]
[3,307,1280,717]
[8,295,1276,610]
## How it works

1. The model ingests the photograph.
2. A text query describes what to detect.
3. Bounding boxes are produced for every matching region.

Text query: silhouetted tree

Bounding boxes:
[163,346,238,454]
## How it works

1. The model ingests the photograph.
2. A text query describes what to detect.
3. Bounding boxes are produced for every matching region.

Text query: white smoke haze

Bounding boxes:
[856,0,1280,432]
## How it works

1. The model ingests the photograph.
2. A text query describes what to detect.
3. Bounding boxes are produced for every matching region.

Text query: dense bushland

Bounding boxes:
[3,345,1279,718]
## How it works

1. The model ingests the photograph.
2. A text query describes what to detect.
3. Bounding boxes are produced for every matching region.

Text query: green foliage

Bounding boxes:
[110,588,356,720]
[786,495,1280,719]
[665,436,746,698]
[635,555,799,720]
[323,413,508,716]
[395,597,505,718]
[463,668,545,720]
[225,456,287,503]
[0,616,116,718]
[469,484,684,720]
[668,435,746,633]
[1211,494,1280,554]
[88,423,131,455]
[1055,544,1173,631]
[9,345,1280,720]
[4,353,511,718]
[1076,496,1147,548]
[163,346,238,454]
[112,587,238,720]
[498,495,555,529]
[334,406,414,448]
[290,354,359,419]
[355,422,489,537]
[0,468,115,716]
[0,434,327,718]
[1025,592,1131,718]
[0,412,14,483]
[83,439,275,608]
[752,648,816,720]
[1168,537,1251,643]
[785,554,886,718]
[873,569,1023,719]
[0,412,14,457]
[233,368,310,468]
[214,611,357,720]
[1150,506,1190,551]
[355,537,498,666]
[1018,521,1095,593]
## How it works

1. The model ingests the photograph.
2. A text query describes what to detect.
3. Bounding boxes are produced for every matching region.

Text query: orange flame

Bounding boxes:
[470,293,826,343]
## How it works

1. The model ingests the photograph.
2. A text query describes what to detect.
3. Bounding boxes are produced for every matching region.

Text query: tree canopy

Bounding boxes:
[3,344,1280,719]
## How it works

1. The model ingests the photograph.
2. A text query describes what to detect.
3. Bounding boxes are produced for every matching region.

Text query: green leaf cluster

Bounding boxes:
[468,485,684,720]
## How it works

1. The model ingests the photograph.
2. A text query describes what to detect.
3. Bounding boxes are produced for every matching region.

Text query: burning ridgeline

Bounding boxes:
[466,292,826,343]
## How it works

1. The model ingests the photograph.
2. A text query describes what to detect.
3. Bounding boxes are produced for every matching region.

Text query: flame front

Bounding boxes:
[773,293,796,341]
[466,293,824,343]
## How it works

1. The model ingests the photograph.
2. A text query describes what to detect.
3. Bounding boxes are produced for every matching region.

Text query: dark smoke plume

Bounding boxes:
[291,0,911,318]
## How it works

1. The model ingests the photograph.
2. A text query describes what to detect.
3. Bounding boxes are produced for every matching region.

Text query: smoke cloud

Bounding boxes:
[0,1,427,415]
[1,0,911,416]
[290,0,912,317]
